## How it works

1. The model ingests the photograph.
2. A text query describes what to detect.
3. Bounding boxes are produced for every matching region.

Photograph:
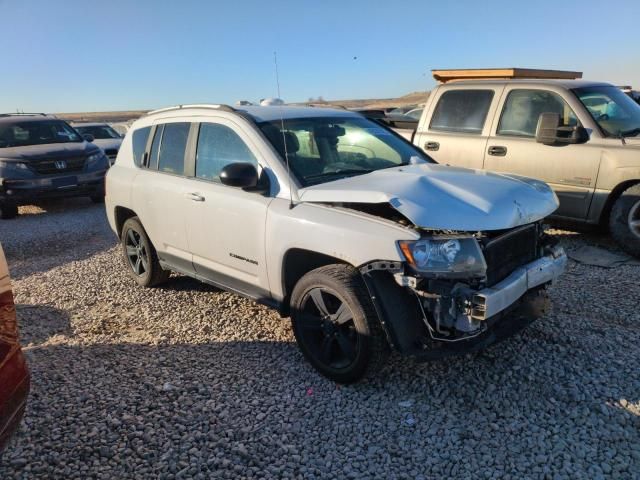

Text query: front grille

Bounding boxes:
[482,224,538,286]
[29,157,86,175]
[104,148,118,158]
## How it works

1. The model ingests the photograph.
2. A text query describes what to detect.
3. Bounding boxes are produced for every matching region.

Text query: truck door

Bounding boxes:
[414,85,504,169]
[484,87,601,220]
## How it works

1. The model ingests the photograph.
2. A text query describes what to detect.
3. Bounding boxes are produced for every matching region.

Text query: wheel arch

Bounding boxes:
[598,179,640,227]
[280,248,350,315]
[114,206,138,238]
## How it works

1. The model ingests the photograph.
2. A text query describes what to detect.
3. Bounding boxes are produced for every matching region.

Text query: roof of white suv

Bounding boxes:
[237,105,360,122]
[144,104,361,124]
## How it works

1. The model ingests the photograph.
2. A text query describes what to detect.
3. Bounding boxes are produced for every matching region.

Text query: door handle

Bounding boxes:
[424,141,440,151]
[185,192,205,202]
[488,145,507,156]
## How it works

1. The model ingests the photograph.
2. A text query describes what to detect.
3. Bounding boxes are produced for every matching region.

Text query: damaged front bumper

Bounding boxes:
[360,247,567,359]
[470,247,566,320]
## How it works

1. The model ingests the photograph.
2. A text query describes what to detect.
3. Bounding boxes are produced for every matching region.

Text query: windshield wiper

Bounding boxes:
[621,127,640,138]
[305,168,374,181]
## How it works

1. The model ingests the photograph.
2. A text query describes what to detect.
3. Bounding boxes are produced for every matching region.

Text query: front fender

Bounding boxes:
[265,198,417,300]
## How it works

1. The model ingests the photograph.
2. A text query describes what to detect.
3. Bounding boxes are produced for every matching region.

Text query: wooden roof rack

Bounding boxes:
[432,68,583,83]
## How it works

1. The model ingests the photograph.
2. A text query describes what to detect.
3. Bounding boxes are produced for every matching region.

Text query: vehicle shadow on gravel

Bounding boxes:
[15,304,71,346]
[2,333,638,478]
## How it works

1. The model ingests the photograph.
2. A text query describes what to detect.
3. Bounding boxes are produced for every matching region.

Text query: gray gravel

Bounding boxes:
[0,199,639,479]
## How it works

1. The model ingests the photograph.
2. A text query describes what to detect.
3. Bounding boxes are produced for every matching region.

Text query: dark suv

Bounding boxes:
[0,113,109,219]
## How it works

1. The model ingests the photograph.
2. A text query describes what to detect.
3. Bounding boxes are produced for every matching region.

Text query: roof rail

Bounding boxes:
[146,104,236,116]
[432,68,583,83]
[0,112,49,118]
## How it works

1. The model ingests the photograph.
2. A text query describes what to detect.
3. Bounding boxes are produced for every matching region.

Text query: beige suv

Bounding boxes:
[407,69,640,257]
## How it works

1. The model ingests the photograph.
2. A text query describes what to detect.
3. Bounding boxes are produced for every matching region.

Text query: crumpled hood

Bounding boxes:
[298,163,559,231]
[0,142,99,161]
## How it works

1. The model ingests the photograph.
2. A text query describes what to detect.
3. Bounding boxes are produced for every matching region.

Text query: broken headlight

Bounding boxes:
[399,237,487,277]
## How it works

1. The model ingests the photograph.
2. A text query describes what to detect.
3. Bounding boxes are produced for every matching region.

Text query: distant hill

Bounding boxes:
[56,91,431,123]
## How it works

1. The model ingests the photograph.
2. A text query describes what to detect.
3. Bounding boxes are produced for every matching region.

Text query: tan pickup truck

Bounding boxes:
[400,68,640,257]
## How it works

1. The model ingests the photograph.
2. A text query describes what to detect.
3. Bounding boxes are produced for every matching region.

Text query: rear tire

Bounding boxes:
[609,184,640,258]
[0,201,18,220]
[120,217,170,287]
[290,264,388,384]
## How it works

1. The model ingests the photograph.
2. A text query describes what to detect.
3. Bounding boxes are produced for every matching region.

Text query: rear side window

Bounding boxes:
[131,127,151,167]
[430,90,494,134]
[195,123,257,182]
[157,123,190,175]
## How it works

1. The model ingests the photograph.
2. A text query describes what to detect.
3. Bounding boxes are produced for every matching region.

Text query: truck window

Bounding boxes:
[195,123,258,182]
[429,90,494,134]
[498,90,578,138]
[158,123,190,175]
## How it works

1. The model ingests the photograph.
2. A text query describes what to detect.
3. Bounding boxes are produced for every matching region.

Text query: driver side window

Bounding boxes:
[498,89,578,137]
[195,123,257,182]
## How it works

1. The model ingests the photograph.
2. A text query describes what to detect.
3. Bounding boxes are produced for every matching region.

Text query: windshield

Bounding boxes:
[75,125,121,139]
[259,116,432,186]
[573,86,640,138]
[0,120,83,148]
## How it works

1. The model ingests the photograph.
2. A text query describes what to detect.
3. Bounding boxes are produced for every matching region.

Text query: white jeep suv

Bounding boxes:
[106,104,567,383]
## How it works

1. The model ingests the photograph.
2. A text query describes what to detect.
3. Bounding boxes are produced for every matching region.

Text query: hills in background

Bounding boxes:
[57,91,431,123]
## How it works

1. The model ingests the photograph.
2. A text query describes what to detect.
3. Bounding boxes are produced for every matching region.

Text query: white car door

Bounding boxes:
[183,118,273,300]
[131,121,196,274]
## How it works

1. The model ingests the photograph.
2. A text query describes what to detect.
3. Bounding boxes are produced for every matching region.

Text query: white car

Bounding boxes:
[73,122,123,165]
[106,104,566,383]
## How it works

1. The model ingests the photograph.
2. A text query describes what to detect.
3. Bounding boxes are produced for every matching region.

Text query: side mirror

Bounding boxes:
[83,134,95,143]
[220,162,260,189]
[535,113,589,146]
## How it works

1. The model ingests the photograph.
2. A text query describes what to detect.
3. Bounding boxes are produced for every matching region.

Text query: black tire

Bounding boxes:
[609,184,640,258]
[120,217,170,287]
[290,264,388,384]
[90,194,105,204]
[0,201,18,220]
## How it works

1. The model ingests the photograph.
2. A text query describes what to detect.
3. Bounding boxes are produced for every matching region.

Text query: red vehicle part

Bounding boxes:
[0,248,30,452]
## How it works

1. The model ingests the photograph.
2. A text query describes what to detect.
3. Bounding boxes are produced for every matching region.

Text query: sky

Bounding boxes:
[1,0,639,113]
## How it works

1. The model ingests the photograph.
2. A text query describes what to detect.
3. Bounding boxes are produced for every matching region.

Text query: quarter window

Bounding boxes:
[430,90,494,134]
[131,127,151,167]
[157,123,190,174]
[195,123,257,182]
[498,89,578,137]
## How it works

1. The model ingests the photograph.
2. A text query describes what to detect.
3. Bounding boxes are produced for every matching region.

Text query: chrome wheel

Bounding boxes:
[296,287,360,370]
[628,200,640,240]
[124,228,149,276]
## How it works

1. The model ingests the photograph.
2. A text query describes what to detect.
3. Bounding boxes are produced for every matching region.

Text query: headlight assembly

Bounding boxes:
[0,160,29,170]
[87,152,107,167]
[399,237,487,277]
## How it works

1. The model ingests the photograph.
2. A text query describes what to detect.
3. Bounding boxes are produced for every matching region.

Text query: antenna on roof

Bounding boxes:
[274,51,295,209]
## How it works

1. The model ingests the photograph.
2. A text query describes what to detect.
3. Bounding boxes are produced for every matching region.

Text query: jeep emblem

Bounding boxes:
[54,160,67,170]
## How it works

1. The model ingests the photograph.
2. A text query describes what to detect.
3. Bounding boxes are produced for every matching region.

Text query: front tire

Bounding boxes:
[609,184,640,258]
[290,264,388,384]
[0,201,18,220]
[120,217,170,287]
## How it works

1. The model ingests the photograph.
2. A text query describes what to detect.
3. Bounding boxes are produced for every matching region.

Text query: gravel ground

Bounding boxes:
[0,199,639,479]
